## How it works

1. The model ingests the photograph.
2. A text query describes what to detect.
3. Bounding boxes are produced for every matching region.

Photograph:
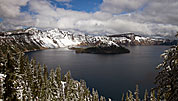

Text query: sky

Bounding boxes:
[0,0,178,37]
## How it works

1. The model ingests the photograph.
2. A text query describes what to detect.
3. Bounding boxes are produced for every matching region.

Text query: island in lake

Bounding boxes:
[70,41,130,54]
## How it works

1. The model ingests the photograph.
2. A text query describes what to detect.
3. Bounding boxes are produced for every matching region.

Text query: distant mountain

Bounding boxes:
[0,27,177,52]
[107,33,177,46]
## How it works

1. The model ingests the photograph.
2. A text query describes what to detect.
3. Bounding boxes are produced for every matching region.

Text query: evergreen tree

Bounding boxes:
[100,96,106,101]
[121,93,124,101]
[30,59,39,100]
[41,65,49,100]
[3,51,18,100]
[92,88,99,101]
[36,63,43,99]
[49,69,58,100]
[55,66,63,100]
[125,92,129,101]
[144,89,149,101]
[150,89,156,101]
[64,71,71,83]
[155,37,178,101]
[128,90,134,101]
[134,84,140,101]
[55,66,61,86]
[157,88,161,101]
[16,52,27,100]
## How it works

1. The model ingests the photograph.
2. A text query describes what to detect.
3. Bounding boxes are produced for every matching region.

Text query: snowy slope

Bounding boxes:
[0,27,176,50]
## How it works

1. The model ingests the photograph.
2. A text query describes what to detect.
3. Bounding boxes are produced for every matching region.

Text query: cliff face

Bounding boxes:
[0,28,177,53]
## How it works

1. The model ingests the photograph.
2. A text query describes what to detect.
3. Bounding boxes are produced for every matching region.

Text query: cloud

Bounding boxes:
[55,0,71,2]
[0,0,29,18]
[141,0,178,26]
[100,0,148,14]
[63,3,72,8]
[0,0,178,38]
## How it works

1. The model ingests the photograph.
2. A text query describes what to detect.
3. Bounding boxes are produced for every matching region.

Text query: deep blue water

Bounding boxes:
[26,46,169,100]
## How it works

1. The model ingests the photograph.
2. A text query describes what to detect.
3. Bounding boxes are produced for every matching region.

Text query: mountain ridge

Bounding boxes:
[0,27,177,52]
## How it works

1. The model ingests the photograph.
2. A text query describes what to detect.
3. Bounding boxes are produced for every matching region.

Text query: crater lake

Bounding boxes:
[26,46,169,100]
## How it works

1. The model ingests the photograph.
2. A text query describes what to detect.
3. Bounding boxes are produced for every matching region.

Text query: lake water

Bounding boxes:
[26,46,170,100]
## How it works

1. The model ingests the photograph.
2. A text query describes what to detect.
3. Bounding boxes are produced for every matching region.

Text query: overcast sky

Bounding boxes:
[0,0,178,37]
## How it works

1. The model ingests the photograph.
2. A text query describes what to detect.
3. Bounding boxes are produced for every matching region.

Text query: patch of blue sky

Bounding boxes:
[50,0,103,13]
[20,2,39,15]
[20,2,30,12]
[0,18,3,22]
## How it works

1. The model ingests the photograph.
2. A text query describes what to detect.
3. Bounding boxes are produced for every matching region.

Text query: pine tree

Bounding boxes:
[144,89,149,101]
[3,51,18,100]
[64,71,71,83]
[36,63,43,99]
[100,96,106,101]
[30,59,38,100]
[16,52,27,100]
[125,92,129,101]
[49,69,58,100]
[157,88,161,101]
[41,65,49,100]
[55,66,62,100]
[55,66,61,85]
[129,90,134,101]
[135,84,140,101]
[92,88,99,101]
[155,36,178,101]
[150,89,156,101]
[25,56,33,100]
[121,93,124,101]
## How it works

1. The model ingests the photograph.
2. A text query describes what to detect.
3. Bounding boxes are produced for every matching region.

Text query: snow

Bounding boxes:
[59,36,81,47]
[108,41,120,47]
[0,74,5,78]
[117,37,131,42]
[2,27,167,50]
[61,81,66,93]
[135,36,147,42]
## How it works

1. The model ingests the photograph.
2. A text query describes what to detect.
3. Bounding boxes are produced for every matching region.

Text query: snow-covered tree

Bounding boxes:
[144,89,149,101]
[155,43,178,101]
[134,85,140,101]
[3,51,18,100]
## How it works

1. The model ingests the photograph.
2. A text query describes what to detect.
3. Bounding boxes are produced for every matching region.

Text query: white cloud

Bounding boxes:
[0,0,178,37]
[0,0,29,18]
[55,0,71,2]
[63,3,72,8]
[100,0,148,14]
[142,0,178,25]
